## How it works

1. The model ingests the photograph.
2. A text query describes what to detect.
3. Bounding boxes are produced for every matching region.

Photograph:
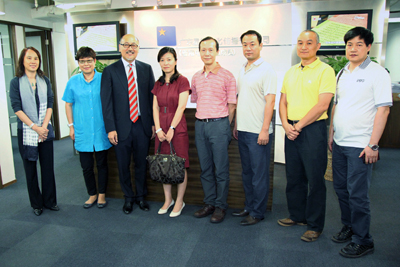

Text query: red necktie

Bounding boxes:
[128,64,138,123]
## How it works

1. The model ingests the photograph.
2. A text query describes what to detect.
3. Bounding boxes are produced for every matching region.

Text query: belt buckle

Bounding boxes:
[164,107,167,113]
[205,118,209,122]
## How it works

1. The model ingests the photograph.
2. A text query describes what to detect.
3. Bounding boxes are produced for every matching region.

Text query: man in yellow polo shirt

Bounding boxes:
[278,30,336,242]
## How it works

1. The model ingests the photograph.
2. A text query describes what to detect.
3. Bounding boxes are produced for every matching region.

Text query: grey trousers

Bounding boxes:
[195,117,231,210]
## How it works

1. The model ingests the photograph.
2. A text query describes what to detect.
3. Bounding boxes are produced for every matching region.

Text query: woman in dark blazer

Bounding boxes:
[9,47,58,216]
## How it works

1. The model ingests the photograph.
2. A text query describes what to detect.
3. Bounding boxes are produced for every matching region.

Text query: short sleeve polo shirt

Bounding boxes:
[191,63,237,119]
[237,58,277,134]
[281,58,336,121]
[333,57,393,148]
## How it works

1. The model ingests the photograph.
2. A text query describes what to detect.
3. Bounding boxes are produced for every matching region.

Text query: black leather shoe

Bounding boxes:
[136,200,150,211]
[339,242,374,258]
[123,202,133,214]
[240,215,263,226]
[232,209,249,217]
[46,205,59,211]
[33,208,43,216]
[210,207,226,223]
[83,199,97,209]
[194,205,215,218]
[332,225,353,243]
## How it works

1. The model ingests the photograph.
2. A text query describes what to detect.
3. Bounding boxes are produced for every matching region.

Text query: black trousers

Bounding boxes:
[284,120,327,232]
[114,118,150,202]
[18,129,57,210]
[79,150,109,196]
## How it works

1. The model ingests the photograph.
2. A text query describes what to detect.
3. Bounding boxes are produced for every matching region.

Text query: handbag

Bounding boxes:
[146,142,186,184]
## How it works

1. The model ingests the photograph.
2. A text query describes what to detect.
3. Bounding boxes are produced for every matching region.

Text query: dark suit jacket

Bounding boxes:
[101,59,155,141]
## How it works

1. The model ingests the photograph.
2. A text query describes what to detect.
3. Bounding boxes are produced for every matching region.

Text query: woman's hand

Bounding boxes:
[166,128,174,143]
[157,131,167,142]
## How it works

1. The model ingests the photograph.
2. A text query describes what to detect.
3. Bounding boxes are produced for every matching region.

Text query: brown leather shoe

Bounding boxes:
[240,215,263,226]
[232,209,249,217]
[194,205,215,218]
[301,230,322,242]
[210,207,226,223]
[277,218,307,227]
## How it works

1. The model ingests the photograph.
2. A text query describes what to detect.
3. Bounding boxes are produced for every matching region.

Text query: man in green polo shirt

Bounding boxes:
[278,30,336,242]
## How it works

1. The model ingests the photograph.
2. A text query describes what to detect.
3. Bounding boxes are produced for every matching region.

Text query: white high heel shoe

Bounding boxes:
[169,202,185,218]
[158,200,175,214]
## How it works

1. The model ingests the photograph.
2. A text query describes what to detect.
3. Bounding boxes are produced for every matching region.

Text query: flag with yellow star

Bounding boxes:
[157,26,176,46]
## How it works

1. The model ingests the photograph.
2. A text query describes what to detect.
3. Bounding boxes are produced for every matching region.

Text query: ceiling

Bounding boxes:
[17,0,400,12]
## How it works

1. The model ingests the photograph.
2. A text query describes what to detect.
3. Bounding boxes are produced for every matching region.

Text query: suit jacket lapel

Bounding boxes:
[135,60,146,105]
[115,59,128,88]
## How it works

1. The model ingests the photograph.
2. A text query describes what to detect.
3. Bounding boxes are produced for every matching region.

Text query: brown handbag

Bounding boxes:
[146,142,186,184]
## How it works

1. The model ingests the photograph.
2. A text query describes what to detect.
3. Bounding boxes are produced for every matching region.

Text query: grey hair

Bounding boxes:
[301,30,320,44]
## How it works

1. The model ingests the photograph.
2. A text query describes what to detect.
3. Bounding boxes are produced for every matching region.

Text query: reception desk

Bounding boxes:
[105,109,275,210]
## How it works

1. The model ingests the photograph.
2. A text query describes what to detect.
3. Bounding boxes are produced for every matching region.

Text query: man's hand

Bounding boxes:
[108,131,118,145]
[328,131,334,152]
[257,130,269,145]
[69,126,75,141]
[359,146,379,164]
[233,123,238,140]
[283,123,299,141]
[151,126,156,140]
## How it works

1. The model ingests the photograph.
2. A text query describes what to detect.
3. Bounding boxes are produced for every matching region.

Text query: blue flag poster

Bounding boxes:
[157,26,177,46]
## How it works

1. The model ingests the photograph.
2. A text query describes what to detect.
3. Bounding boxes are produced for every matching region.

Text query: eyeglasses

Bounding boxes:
[78,59,94,65]
[120,43,139,49]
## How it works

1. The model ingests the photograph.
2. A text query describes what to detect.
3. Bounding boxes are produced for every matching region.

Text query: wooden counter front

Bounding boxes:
[106,109,275,210]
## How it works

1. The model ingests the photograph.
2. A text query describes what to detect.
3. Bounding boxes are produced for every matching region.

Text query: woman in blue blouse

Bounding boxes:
[63,47,112,209]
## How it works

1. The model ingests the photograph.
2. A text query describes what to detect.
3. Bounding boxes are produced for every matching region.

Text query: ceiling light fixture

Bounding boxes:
[131,0,137,7]
[157,0,163,6]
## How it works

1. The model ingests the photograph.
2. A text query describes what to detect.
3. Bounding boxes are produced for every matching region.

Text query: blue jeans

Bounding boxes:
[195,117,231,210]
[332,142,373,245]
[238,131,272,219]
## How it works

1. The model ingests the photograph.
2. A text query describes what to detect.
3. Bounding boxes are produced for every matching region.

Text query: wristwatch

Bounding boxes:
[170,126,175,130]
[67,123,74,127]
[368,144,379,151]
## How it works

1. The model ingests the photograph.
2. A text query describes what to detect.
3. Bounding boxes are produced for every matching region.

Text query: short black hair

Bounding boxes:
[344,27,374,46]
[240,30,262,44]
[75,46,96,61]
[199,36,219,51]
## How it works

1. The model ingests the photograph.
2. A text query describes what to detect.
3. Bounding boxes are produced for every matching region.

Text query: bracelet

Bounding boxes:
[170,126,175,130]
[29,123,35,129]
[155,128,162,133]
[68,123,74,127]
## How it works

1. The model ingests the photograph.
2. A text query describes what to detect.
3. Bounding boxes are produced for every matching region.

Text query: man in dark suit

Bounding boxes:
[101,34,155,214]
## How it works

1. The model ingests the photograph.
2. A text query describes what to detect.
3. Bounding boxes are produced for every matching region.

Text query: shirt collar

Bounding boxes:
[121,57,136,68]
[80,69,98,82]
[243,57,264,68]
[298,57,321,69]
[344,56,371,72]
[203,62,221,74]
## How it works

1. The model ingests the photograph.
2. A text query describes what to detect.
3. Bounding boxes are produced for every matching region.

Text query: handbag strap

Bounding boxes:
[156,141,177,156]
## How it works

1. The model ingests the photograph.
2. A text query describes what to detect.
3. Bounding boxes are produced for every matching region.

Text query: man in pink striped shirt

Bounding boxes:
[191,36,237,223]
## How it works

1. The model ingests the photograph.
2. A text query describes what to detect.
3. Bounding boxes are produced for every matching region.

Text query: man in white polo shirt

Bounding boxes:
[328,27,392,258]
[232,30,277,226]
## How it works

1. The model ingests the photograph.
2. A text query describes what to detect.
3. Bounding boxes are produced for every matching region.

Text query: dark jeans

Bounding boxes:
[238,131,272,219]
[195,117,231,210]
[332,142,373,245]
[79,150,109,196]
[18,129,57,209]
[284,120,327,232]
[114,118,150,202]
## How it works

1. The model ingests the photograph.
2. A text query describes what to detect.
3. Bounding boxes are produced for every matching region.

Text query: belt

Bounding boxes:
[160,107,172,114]
[197,116,226,122]
[288,119,299,125]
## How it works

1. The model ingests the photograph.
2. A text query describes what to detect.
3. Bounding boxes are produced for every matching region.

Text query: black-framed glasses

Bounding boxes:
[120,43,139,49]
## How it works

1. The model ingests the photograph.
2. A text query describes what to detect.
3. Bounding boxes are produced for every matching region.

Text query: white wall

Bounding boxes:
[0,43,16,186]
[385,22,400,82]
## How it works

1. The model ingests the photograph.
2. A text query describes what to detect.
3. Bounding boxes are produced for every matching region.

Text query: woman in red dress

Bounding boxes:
[152,47,190,217]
